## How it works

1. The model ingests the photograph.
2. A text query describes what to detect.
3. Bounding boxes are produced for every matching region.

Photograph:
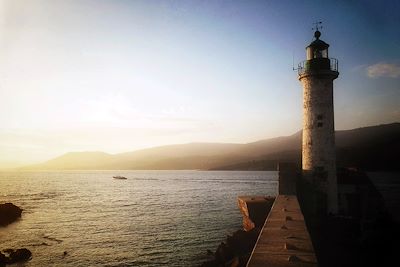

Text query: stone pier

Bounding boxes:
[239,163,317,266]
[246,195,317,267]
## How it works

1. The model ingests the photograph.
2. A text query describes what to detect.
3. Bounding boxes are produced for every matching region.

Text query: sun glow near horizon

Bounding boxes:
[0,0,399,166]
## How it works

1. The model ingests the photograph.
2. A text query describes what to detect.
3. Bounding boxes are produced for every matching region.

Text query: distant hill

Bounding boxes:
[33,151,115,170]
[23,123,400,171]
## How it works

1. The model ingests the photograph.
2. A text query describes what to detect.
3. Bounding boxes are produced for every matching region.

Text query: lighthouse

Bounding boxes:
[298,28,339,214]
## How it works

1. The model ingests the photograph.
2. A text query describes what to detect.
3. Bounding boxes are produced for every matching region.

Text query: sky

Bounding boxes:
[0,0,399,166]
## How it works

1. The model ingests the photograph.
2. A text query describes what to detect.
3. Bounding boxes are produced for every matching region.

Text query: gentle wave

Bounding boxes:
[0,170,278,267]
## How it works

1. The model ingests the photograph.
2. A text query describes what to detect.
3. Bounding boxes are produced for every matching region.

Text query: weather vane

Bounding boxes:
[312,21,323,32]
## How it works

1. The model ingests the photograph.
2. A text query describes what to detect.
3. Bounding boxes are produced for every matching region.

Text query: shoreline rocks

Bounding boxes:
[0,203,22,227]
[200,196,275,267]
[200,227,261,267]
[0,248,32,266]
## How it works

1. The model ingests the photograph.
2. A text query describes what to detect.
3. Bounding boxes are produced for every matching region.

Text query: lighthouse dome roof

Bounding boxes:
[307,31,329,50]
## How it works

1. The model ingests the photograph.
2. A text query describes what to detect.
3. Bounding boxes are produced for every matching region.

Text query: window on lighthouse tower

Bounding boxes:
[317,114,323,127]
[314,49,322,58]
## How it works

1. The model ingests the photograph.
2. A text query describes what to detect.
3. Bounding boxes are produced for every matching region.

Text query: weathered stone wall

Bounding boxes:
[278,162,299,195]
[300,71,338,213]
[237,196,275,231]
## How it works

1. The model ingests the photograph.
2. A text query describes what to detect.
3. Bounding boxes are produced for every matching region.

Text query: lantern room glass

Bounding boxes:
[307,47,329,60]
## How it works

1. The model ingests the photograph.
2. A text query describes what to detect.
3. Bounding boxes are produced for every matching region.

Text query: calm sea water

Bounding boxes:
[0,171,278,266]
[368,172,400,222]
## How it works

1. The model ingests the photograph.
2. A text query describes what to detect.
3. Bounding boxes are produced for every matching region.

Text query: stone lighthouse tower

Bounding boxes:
[298,29,339,214]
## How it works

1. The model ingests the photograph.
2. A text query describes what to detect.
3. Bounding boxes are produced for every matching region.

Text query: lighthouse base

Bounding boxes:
[298,173,329,216]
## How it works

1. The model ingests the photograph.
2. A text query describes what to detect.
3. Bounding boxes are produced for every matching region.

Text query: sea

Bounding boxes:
[0,171,279,267]
[368,172,400,222]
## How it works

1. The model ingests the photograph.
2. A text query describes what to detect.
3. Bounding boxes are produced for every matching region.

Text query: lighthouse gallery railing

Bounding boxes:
[297,58,338,76]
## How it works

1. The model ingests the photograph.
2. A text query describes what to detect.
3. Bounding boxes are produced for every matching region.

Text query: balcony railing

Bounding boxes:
[298,58,338,76]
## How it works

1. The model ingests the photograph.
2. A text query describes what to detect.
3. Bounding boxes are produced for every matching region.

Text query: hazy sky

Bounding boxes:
[0,0,399,166]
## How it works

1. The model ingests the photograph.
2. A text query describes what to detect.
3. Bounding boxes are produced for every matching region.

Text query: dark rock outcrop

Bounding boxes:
[0,253,7,267]
[201,196,274,267]
[9,249,32,263]
[0,203,22,226]
[0,248,32,265]
[200,227,261,267]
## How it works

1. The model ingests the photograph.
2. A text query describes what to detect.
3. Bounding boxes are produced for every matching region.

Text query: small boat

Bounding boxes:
[113,176,127,180]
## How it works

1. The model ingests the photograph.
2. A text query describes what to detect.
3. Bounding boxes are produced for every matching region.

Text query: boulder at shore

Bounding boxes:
[0,203,22,226]
[0,248,32,266]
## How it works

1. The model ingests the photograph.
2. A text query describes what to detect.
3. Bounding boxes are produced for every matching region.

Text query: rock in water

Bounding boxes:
[0,248,32,265]
[9,248,32,263]
[0,203,22,226]
[0,252,7,267]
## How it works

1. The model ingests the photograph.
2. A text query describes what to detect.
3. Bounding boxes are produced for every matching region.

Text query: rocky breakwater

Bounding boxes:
[0,203,32,266]
[0,203,22,226]
[201,196,275,267]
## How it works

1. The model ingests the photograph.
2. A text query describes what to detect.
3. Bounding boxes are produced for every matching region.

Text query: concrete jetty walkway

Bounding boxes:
[247,195,317,267]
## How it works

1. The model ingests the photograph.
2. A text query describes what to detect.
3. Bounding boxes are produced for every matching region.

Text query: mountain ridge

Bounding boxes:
[22,123,400,171]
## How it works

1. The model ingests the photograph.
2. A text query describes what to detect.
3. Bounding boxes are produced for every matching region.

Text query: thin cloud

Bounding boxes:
[367,63,400,78]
